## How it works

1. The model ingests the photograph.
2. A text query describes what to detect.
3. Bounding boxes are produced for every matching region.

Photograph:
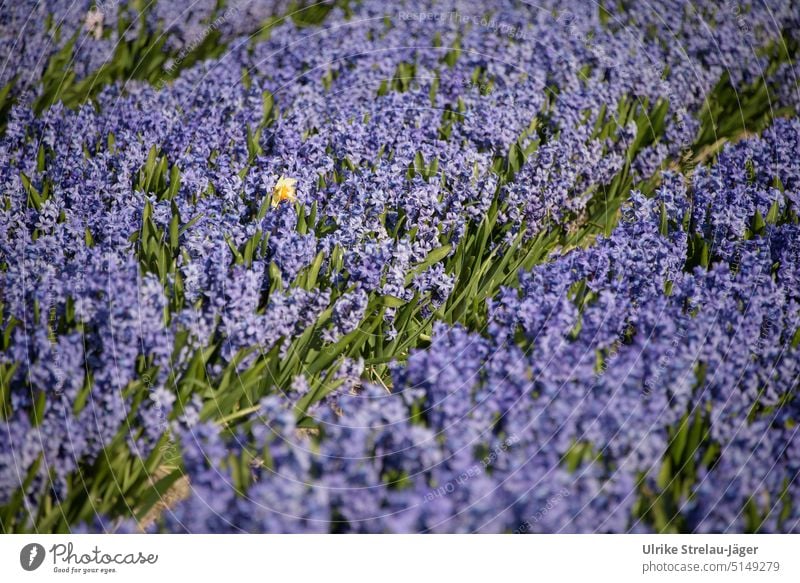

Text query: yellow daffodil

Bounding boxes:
[271,176,297,207]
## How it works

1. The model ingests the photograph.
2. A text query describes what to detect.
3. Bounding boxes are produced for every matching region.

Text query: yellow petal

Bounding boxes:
[271,176,297,207]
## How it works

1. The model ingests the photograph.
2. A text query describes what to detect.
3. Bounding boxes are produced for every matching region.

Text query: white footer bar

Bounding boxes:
[1,534,798,582]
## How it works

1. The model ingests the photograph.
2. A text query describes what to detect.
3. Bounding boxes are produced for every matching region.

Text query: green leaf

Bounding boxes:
[178,213,203,235]
[263,90,275,125]
[406,244,452,282]
[752,209,766,235]
[379,295,406,308]
[169,214,179,250]
[305,250,325,290]
[134,468,184,522]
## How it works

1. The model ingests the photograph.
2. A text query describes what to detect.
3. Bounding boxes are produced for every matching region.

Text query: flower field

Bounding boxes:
[1,0,799,533]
